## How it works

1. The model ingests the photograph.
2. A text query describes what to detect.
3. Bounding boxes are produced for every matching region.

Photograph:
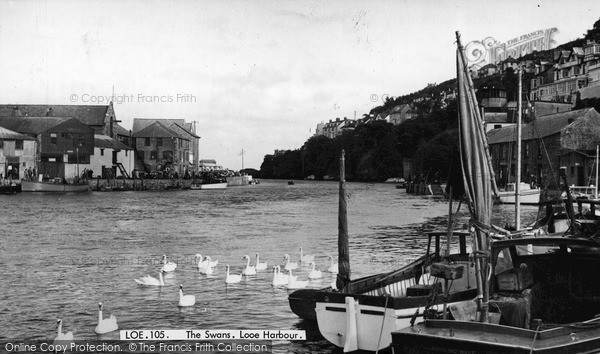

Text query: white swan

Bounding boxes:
[283,254,298,271]
[286,270,309,290]
[255,253,268,271]
[178,284,196,307]
[299,247,315,265]
[195,254,206,269]
[198,257,216,275]
[134,271,165,286]
[161,255,177,272]
[53,319,74,345]
[94,302,118,334]
[205,256,219,268]
[225,265,242,284]
[327,255,338,274]
[308,262,322,279]
[272,266,288,287]
[242,255,257,276]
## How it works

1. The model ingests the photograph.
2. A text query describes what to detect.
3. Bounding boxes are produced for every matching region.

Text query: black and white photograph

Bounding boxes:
[3,0,600,353]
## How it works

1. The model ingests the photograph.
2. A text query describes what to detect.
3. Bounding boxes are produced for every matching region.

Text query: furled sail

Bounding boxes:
[455,31,496,322]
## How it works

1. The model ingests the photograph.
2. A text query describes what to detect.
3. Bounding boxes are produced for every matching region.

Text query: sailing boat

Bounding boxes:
[496,69,541,205]
[390,31,600,354]
[304,151,478,352]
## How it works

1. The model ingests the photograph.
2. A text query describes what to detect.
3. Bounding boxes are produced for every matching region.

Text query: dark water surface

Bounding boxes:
[0,180,539,353]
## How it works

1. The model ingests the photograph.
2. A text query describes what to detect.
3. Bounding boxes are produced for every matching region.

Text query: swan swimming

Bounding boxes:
[94,302,118,334]
[199,257,216,275]
[308,262,322,279]
[283,254,298,271]
[255,253,268,271]
[286,270,309,290]
[134,271,165,286]
[271,266,288,287]
[205,256,219,268]
[242,255,257,276]
[299,247,315,265]
[327,255,338,274]
[225,265,242,284]
[161,255,177,272]
[53,319,74,345]
[178,284,196,307]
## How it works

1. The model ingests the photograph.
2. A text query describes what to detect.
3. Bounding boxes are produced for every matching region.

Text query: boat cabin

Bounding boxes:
[491,236,600,327]
[344,231,474,297]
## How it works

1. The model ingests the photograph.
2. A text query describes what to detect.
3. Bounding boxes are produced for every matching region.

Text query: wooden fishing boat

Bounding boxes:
[288,231,474,322]
[21,179,90,193]
[391,236,600,353]
[312,231,478,352]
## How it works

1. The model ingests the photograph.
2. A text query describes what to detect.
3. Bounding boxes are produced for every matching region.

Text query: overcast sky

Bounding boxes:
[1,0,600,170]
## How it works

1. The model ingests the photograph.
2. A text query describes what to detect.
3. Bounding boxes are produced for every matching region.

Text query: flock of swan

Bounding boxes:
[53,247,339,343]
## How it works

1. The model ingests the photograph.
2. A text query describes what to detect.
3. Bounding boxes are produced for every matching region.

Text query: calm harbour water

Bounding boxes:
[0,180,539,353]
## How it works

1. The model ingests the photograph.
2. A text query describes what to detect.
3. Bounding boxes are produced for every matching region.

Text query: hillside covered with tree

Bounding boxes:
[259,18,600,182]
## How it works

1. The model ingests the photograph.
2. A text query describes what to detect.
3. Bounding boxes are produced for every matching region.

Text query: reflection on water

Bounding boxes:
[0,180,540,352]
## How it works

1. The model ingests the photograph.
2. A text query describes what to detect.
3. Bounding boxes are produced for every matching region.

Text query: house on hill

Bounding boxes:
[488,108,600,188]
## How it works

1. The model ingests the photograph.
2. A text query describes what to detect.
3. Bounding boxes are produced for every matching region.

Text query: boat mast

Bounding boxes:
[515,68,522,230]
[337,150,350,292]
[594,145,598,199]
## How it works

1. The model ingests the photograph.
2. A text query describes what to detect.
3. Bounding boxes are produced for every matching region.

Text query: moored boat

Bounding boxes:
[21,179,90,193]
[496,182,541,204]
[288,231,473,322]
[391,236,600,353]
[312,231,478,352]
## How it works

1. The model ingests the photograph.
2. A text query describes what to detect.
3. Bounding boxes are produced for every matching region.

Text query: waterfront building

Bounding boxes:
[131,121,191,176]
[487,108,600,188]
[0,126,36,180]
[132,118,200,174]
[87,135,134,179]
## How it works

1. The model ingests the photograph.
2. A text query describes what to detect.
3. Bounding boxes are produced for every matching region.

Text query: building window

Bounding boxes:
[0,140,3,149]
[571,166,575,176]
[125,150,128,157]
[145,138,151,146]
[150,150,157,160]
[15,140,23,150]
[157,138,162,146]
[51,133,57,145]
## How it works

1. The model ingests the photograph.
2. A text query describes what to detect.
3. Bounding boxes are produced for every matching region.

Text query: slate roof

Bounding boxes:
[0,104,109,126]
[131,121,189,140]
[132,118,199,138]
[0,116,66,134]
[487,108,598,144]
[0,126,36,140]
[95,134,133,150]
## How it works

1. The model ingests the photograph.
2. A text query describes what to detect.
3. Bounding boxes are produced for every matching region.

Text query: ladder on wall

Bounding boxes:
[116,163,130,179]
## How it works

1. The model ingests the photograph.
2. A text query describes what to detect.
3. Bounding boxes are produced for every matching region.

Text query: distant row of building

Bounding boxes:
[0,103,220,181]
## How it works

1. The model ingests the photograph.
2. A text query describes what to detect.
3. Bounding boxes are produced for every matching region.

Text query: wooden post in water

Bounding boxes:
[337,150,350,292]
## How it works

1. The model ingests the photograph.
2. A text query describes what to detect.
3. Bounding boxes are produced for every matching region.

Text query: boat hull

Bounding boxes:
[392,319,600,354]
[199,182,227,190]
[315,289,478,352]
[497,189,540,204]
[21,179,90,193]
